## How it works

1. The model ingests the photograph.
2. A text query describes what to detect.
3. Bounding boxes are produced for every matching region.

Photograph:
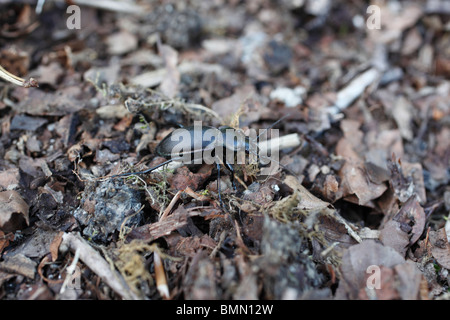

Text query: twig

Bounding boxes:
[153,192,179,300]
[144,88,221,120]
[153,251,169,299]
[182,102,221,120]
[68,0,147,15]
[0,65,38,88]
[61,232,140,300]
[327,68,380,115]
[331,211,362,243]
[209,230,227,258]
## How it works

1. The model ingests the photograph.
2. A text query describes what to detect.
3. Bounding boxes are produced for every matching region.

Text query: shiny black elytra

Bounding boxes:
[111,117,287,208]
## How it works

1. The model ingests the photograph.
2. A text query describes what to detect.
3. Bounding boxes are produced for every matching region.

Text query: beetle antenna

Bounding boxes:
[110,158,182,178]
[256,114,290,141]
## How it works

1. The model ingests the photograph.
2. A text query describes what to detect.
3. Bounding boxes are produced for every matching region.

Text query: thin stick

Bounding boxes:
[257,133,302,154]
[111,158,179,178]
[0,65,38,88]
[257,114,291,140]
[61,232,140,300]
[60,247,81,294]
[159,190,181,221]
[331,211,362,243]
[153,192,177,300]
[153,251,169,299]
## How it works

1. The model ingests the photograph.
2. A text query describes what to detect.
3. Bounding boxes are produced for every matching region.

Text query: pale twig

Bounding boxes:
[153,251,169,299]
[60,247,80,294]
[61,232,140,300]
[160,190,181,221]
[68,0,147,15]
[327,68,380,115]
[0,65,38,88]
[257,133,302,154]
[153,192,178,300]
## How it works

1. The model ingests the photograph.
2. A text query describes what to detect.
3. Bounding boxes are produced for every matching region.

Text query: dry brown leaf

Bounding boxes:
[394,261,423,300]
[0,190,29,233]
[402,161,427,204]
[11,86,85,116]
[211,85,257,126]
[336,122,389,205]
[49,231,64,262]
[391,96,413,141]
[364,161,390,185]
[379,220,410,256]
[0,230,14,254]
[436,55,450,77]
[368,3,423,44]
[365,128,405,161]
[127,206,196,242]
[35,62,64,87]
[323,174,339,201]
[170,166,213,192]
[113,113,134,132]
[284,175,330,211]
[336,240,405,299]
[393,195,426,245]
[175,235,217,257]
[357,265,399,300]
[0,168,20,191]
[339,160,388,206]
[339,119,364,153]
[402,27,423,56]
[356,260,422,300]
[10,114,48,131]
[319,215,357,247]
[0,254,36,279]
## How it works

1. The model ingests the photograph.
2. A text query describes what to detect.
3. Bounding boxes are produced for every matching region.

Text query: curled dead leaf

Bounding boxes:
[284,175,330,211]
[393,195,426,245]
[429,228,450,269]
[0,190,29,233]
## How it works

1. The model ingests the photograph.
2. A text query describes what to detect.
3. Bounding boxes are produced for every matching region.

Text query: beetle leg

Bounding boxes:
[224,160,237,191]
[216,161,225,209]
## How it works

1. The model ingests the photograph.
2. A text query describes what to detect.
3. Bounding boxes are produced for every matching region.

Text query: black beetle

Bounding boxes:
[111,116,287,207]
